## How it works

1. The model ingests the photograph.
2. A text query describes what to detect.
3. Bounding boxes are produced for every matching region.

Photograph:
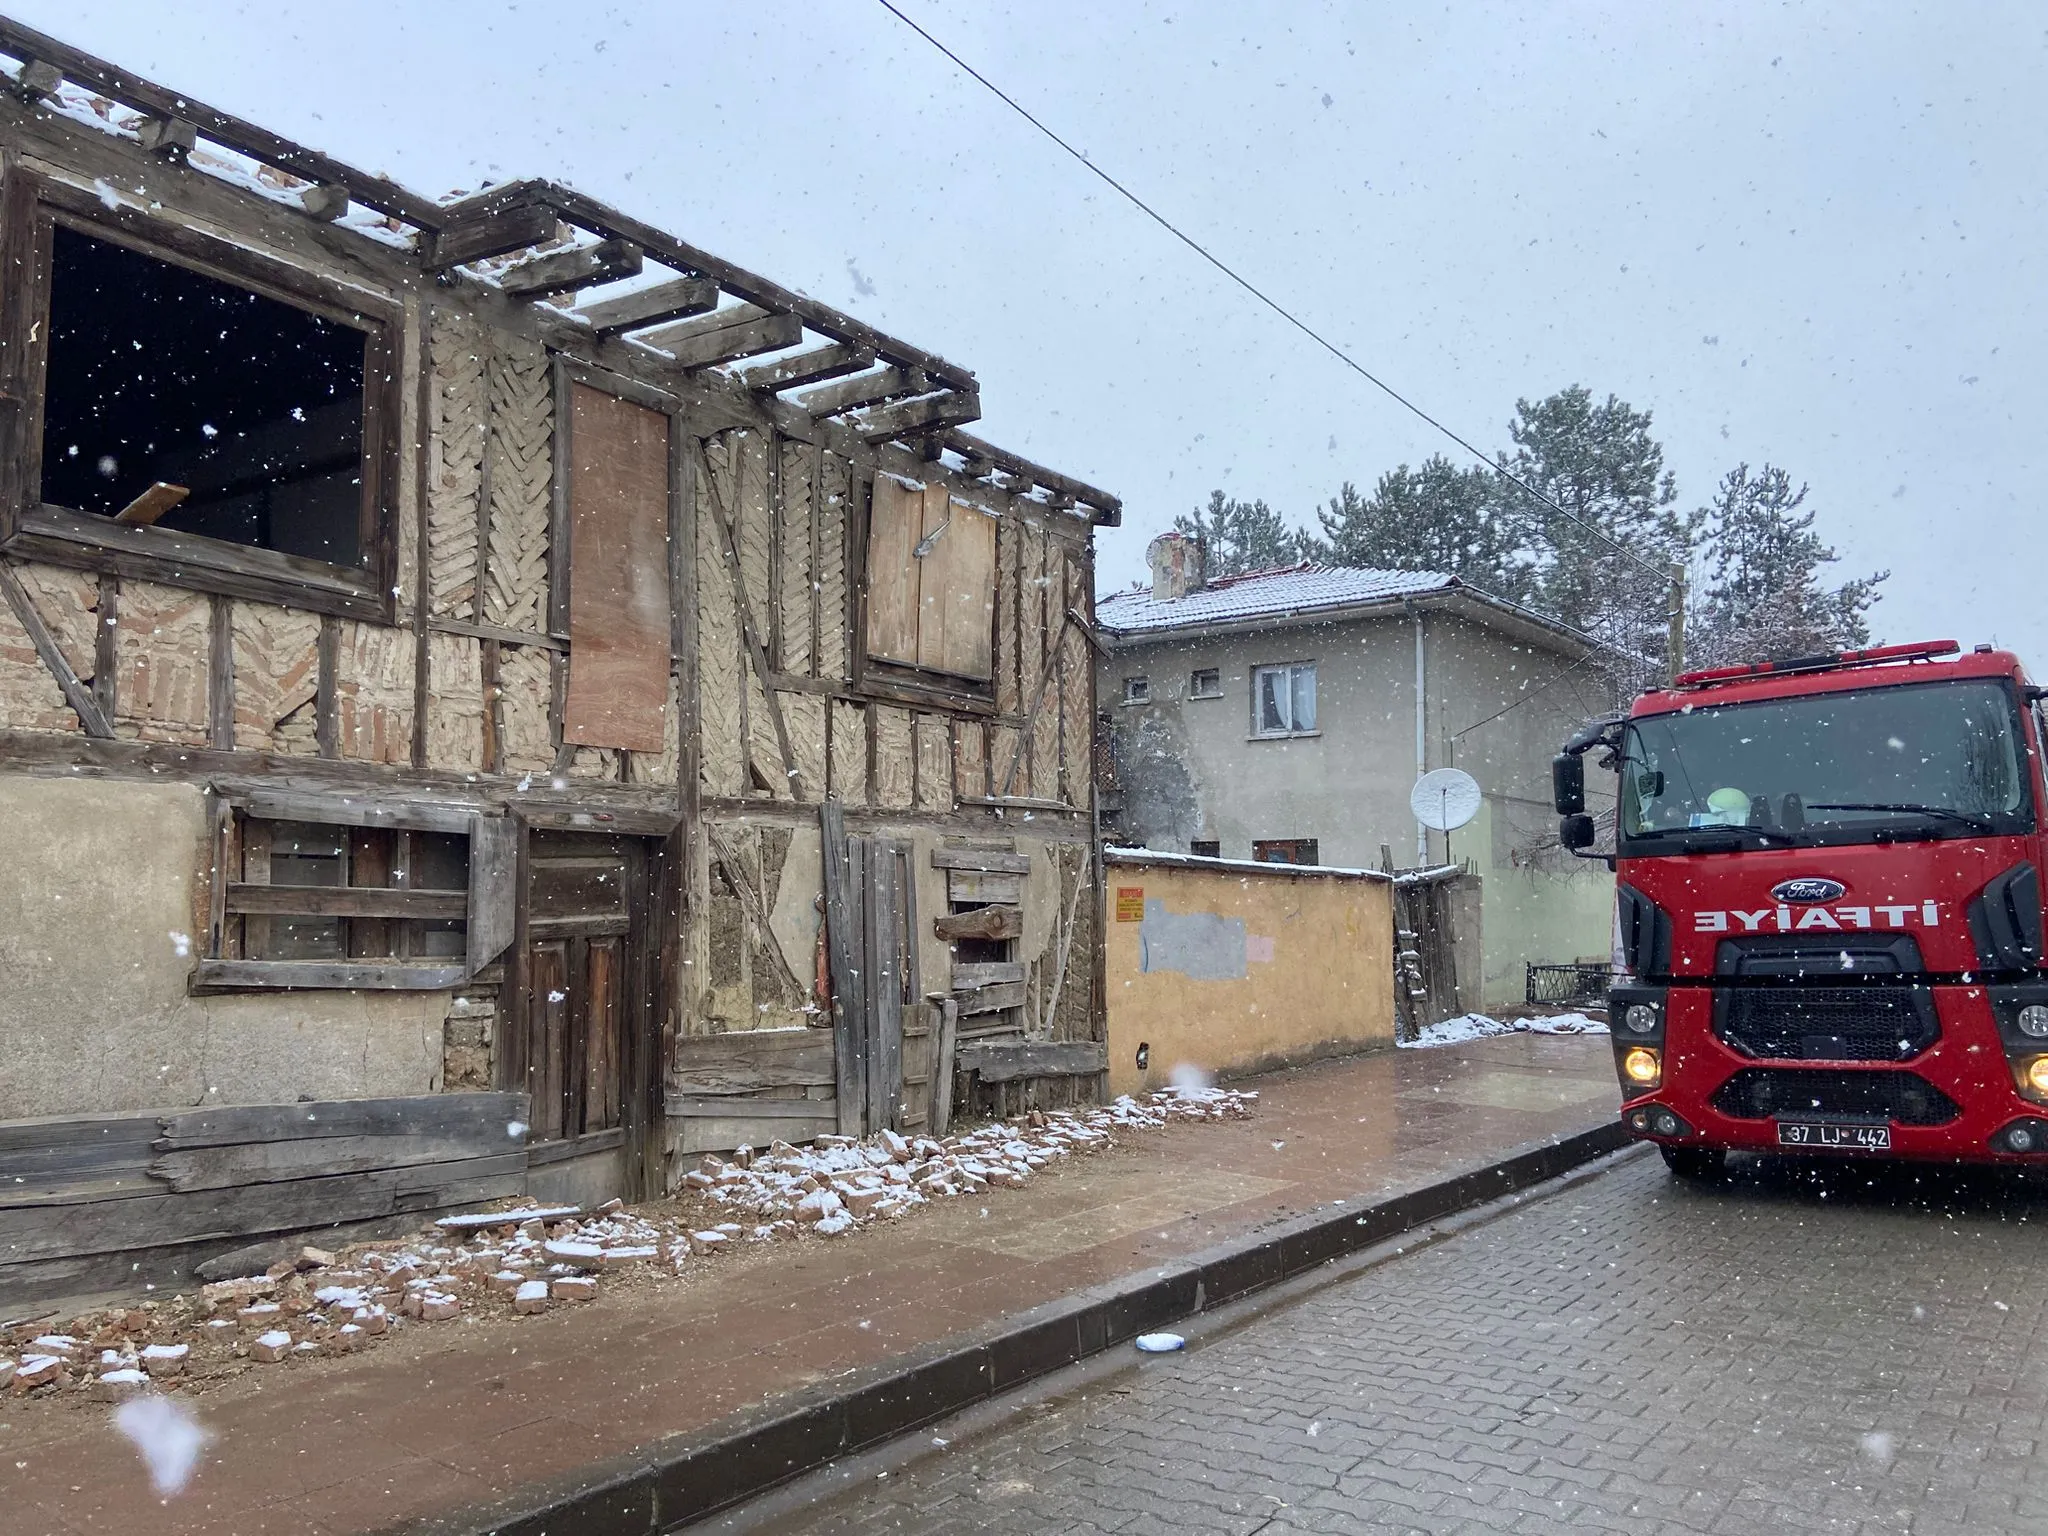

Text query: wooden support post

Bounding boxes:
[928,994,958,1136]
[315,615,339,759]
[821,803,867,1137]
[92,572,117,728]
[208,593,234,750]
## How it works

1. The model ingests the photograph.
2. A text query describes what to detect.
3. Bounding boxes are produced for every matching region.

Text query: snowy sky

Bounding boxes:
[18,1,2045,660]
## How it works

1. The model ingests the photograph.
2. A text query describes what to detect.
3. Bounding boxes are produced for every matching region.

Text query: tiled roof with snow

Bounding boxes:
[1095,562,1458,636]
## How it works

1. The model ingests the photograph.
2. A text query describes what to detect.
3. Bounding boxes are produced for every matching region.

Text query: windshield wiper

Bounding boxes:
[1805,802,1997,833]
[1675,824,1803,847]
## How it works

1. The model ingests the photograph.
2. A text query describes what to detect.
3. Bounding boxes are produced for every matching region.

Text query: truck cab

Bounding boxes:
[1554,640,2048,1174]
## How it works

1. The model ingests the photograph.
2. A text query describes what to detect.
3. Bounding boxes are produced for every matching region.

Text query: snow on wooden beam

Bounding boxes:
[497,237,643,299]
[796,366,926,418]
[0,16,447,228]
[574,275,719,336]
[853,389,983,443]
[652,311,805,371]
[739,342,877,394]
[940,429,1122,525]
[427,193,562,270]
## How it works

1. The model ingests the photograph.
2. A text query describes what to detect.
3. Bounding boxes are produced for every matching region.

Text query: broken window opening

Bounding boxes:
[1251,838,1319,866]
[39,223,370,568]
[231,816,471,966]
[1189,839,1221,858]
[1188,668,1221,699]
[1122,675,1150,705]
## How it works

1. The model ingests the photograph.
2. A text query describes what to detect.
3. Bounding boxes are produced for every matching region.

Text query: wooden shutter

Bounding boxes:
[864,475,923,666]
[562,383,672,752]
[916,490,996,680]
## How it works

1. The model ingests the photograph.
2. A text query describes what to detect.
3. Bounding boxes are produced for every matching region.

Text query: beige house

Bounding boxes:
[0,23,1113,1307]
[1096,534,1616,1011]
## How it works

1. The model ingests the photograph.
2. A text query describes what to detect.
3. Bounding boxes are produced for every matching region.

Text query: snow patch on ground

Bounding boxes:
[1400,1012,1609,1048]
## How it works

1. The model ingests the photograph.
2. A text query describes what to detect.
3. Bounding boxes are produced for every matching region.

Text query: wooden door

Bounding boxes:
[514,833,647,1152]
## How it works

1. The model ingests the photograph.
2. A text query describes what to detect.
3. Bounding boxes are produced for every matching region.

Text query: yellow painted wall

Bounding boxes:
[1104,858,1396,1097]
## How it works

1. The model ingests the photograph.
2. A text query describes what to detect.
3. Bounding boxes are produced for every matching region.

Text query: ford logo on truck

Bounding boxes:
[1771,877,1846,904]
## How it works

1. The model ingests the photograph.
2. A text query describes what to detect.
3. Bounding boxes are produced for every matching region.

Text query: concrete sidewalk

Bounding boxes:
[2,1033,1624,1535]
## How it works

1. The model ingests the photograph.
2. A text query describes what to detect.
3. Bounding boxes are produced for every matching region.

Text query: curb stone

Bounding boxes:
[383,1118,1632,1536]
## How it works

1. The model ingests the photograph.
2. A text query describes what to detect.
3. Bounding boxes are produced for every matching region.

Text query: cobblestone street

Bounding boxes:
[744,1150,2048,1536]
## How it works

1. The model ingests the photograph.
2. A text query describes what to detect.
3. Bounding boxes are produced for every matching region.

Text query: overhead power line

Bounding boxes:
[871,0,1673,586]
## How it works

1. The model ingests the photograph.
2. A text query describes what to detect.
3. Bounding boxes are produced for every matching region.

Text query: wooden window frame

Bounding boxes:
[1250,660,1320,739]
[1251,837,1319,866]
[193,791,515,992]
[0,167,403,623]
[852,471,998,714]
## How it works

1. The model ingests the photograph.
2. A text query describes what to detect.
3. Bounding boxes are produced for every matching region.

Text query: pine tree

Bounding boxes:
[1173,490,1311,578]
[1691,464,1886,666]
[1497,387,1698,678]
[1311,457,1537,605]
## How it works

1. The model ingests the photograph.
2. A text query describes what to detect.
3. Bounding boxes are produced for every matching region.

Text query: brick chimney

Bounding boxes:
[1146,532,1206,601]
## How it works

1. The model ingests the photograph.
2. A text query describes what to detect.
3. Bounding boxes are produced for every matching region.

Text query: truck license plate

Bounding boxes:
[1777,1120,1891,1151]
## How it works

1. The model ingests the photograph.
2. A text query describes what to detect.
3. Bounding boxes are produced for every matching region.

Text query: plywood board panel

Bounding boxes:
[424,631,486,772]
[480,331,552,634]
[864,475,921,666]
[829,698,869,805]
[562,383,671,753]
[230,601,321,753]
[498,642,555,775]
[914,712,953,813]
[873,703,915,810]
[816,451,851,681]
[915,490,996,681]
[697,433,745,798]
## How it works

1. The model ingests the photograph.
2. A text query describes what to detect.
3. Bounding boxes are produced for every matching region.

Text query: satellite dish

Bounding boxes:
[1411,768,1482,832]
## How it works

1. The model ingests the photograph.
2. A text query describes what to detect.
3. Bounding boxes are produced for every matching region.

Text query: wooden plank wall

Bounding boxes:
[0,1090,529,1310]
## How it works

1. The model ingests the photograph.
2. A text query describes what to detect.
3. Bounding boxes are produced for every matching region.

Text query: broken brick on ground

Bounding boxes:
[2,1088,1253,1405]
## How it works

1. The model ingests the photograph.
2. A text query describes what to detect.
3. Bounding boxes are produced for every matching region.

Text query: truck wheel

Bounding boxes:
[1660,1145,1728,1181]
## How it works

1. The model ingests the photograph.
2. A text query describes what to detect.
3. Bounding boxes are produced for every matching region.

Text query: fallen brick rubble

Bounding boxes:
[2,1087,1253,1405]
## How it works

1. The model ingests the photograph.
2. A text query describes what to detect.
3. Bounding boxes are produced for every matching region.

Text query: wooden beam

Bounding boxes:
[655,311,804,371]
[957,1040,1108,1083]
[112,481,188,526]
[574,275,719,336]
[855,389,983,443]
[208,595,235,750]
[225,884,468,919]
[739,343,877,394]
[933,904,1023,941]
[821,802,866,1139]
[0,17,448,228]
[0,562,112,738]
[636,302,771,348]
[426,195,561,270]
[954,980,1026,1016]
[190,959,468,992]
[497,237,643,299]
[796,366,924,418]
[952,961,1025,990]
[941,429,1123,524]
[136,115,196,161]
[522,180,980,391]
[931,848,1030,874]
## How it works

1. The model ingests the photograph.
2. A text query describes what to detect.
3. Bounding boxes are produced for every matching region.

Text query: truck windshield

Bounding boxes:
[1620,678,2034,851]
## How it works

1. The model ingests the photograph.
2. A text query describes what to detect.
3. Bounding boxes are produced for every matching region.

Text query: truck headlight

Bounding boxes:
[1623,1004,1661,1036]
[2027,1057,2048,1096]
[2019,1005,2048,1039]
[1622,1047,1662,1088]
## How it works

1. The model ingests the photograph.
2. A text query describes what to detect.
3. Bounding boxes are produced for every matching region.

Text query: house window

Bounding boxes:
[196,803,516,989]
[1189,839,1221,858]
[1253,838,1319,865]
[1252,661,1317,736]
[863,474,997,685]
[1123,676,1150,705]
[1189,668,1222,699]
[1,173,399,617]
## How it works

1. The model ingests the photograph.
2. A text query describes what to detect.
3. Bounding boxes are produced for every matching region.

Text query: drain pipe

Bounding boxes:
[1410,600,1428,867]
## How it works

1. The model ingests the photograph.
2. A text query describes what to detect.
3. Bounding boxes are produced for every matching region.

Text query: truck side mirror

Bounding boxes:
[1552,752,1585,816]
[1559,812,1596,850]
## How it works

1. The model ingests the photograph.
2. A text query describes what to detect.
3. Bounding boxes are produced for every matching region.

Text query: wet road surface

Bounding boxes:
[740,1149,2048,1535]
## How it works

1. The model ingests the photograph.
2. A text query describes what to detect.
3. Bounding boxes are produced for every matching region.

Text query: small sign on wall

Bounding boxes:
[1115,887,1145,922]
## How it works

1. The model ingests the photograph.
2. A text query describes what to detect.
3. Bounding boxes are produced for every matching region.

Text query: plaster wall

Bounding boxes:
[1103,859,1395,1097]
[0,776,446,1120]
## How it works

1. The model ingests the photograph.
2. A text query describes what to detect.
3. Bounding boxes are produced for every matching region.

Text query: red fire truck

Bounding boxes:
[1552,639,2047,1178]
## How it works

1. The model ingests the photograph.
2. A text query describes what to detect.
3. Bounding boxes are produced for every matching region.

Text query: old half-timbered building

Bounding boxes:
[0,22,1114,1308]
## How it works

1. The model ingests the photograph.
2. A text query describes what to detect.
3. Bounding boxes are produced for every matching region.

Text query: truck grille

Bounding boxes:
[1716,986,1937,1062]
[1711,1068,1961,1127]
